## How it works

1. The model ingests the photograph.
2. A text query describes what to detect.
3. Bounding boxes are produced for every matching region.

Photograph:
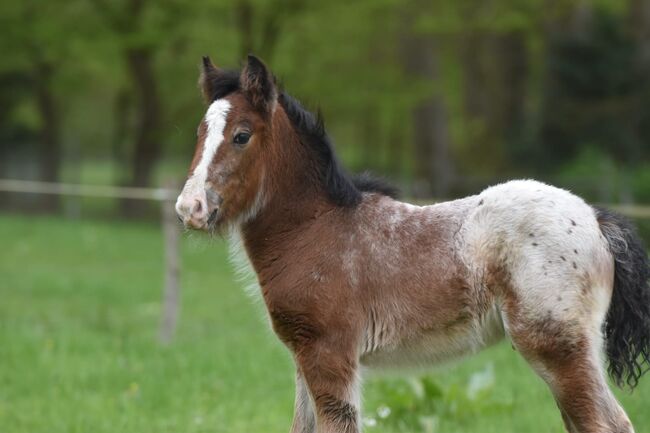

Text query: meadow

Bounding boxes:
[1,214,648,433]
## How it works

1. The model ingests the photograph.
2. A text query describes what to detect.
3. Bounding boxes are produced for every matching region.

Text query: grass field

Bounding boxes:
[1,214,649,433]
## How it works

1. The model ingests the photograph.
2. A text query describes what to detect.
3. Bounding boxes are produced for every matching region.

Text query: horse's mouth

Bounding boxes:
[206,208,221,230]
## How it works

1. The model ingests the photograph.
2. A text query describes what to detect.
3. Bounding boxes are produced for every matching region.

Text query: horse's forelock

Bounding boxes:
[199,68,240,103]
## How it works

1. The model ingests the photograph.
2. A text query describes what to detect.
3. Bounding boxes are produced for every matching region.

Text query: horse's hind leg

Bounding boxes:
[505,312,633,433]
[544,348,631,433]
[557,405,579,433]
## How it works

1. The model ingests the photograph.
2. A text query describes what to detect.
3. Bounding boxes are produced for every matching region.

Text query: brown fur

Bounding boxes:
[178,56,637,433]
[229,102,481,431]
[188,122,207,176]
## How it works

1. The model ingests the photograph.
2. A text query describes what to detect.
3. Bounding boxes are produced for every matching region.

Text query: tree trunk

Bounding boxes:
[235,0,304,64]
[627,0,650,163]
[460,29,528,176]
[403,31,454,198]
[386,120,403,178]
[629,0,650,67]
[112,86,132,185]
[360,108,380,170]
[94,0,161,217]
[495,32,528,136]
[487,31,528,167]
[235,0,254,59]
[570,0,593,40]
[34,60,62,212]
[461,31,487,122]
[459,30,489,178]
[122,47,161,217]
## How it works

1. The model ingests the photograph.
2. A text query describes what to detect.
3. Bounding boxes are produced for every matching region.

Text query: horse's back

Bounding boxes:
[462,179,606,266]
[353,180,612,371]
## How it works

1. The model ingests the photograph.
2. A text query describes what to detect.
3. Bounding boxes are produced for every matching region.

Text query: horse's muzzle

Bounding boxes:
[175,193,210,229]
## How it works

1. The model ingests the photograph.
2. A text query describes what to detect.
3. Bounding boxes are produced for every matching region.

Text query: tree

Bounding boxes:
[401,1,455,197]
[0,0,78,210]
[87,0,162,215]
[234,0,307,63]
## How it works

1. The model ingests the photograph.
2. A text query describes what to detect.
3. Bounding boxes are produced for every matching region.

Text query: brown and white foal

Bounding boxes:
[176,55,650,433]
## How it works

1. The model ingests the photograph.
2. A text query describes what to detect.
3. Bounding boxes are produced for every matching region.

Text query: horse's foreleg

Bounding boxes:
[295,344,361,433]
[290,370,316,433]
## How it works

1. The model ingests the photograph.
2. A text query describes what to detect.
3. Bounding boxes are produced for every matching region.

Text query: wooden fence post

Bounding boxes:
[159,186,181,344]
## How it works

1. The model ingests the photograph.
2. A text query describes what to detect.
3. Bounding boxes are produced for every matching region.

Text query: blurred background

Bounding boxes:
[1,0,649,432]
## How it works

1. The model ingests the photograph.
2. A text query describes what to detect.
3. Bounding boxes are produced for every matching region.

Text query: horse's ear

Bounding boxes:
[198,56,221,103]
[240,54,277,114]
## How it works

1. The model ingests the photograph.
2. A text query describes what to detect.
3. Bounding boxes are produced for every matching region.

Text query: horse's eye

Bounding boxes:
[233,132,251,146]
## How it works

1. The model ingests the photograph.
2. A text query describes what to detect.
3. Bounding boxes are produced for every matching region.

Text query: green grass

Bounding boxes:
[0,214,648,433]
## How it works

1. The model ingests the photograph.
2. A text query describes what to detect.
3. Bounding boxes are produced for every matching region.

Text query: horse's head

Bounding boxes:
[176,55,277,231]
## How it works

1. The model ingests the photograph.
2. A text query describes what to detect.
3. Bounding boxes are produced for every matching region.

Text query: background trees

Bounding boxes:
[0,0,648,214]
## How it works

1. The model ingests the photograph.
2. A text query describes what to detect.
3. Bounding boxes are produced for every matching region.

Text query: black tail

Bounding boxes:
[595,206,650,389]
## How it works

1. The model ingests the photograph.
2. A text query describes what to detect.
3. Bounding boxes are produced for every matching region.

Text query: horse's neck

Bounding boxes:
[240,119,334,266]
[241,183,332,253]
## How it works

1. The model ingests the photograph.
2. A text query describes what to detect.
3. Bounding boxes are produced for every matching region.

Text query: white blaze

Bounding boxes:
[176,99,231,214]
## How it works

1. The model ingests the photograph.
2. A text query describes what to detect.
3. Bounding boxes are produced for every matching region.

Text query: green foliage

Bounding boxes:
[0,0,648,202]
[535,10,647,168]
[364,364,512,432]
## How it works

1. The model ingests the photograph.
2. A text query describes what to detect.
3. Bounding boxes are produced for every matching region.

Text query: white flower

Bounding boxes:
[467,363,495,400]
[377,405,391,419]
[362,417,377,427]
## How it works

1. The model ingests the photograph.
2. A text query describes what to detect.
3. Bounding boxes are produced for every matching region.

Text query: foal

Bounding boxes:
[176,55,650,433]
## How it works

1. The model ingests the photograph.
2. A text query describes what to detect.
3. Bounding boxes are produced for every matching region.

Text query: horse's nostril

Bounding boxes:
[194,199,202,213]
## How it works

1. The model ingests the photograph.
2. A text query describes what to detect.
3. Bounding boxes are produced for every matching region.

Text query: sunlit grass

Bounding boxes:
[0,214,648,433]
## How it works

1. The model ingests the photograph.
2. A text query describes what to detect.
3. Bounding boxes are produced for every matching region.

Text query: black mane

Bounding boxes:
[202,69,399,207]
[202,69,240,101]
[350,171,400,199]
[278,93,399,206]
